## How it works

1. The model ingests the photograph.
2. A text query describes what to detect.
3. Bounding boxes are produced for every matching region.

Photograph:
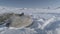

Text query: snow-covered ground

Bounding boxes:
[0,6,60,34]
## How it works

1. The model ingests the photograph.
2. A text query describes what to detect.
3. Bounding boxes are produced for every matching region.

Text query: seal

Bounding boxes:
[9,14,33,28]
[0,13,33,28]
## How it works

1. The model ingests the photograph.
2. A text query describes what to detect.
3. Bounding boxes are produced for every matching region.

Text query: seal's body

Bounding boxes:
[10,15,33,28]
[0,13,33,28]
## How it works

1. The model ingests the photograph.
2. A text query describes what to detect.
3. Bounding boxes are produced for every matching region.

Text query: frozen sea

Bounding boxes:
[0,7,60,34]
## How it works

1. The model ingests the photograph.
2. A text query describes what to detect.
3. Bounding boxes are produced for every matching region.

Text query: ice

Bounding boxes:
[0,28,37,34]
[40,16,56,30]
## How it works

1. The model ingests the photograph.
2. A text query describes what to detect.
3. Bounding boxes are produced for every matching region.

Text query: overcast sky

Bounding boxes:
[0,0,60,8]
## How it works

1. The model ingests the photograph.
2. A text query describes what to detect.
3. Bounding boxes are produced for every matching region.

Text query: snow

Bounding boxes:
[0,6,60,34]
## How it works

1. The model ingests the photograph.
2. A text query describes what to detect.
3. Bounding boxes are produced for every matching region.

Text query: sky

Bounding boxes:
[0,0,60,8]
